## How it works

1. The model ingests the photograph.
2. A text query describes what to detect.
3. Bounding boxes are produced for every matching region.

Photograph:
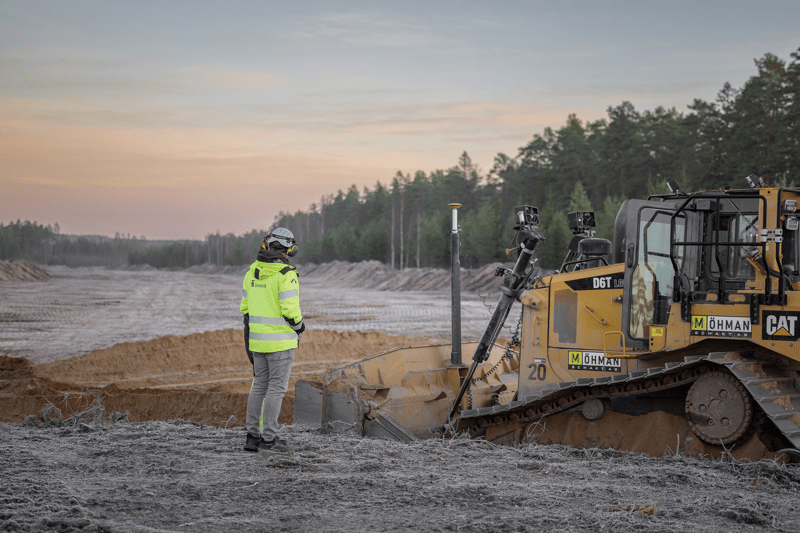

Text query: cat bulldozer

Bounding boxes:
[294,177,800,456]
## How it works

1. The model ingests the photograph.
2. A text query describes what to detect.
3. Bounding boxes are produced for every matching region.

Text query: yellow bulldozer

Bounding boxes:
[294,177,800,456]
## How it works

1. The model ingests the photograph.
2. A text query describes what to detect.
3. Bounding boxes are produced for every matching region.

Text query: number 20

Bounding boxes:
[528,363,547,381]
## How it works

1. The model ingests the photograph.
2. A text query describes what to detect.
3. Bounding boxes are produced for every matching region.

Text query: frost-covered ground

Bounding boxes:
[2,421,799,533]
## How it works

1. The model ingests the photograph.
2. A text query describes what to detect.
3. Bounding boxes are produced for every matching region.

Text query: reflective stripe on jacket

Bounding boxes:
[240,260,302,353]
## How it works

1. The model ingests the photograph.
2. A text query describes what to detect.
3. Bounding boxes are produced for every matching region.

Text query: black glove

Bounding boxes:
[243,314,254,367]
[296,321,305,347]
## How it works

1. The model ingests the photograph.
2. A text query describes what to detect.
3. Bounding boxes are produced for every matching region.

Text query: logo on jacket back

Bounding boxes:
[251,281,266,288]
[762,311,800,341]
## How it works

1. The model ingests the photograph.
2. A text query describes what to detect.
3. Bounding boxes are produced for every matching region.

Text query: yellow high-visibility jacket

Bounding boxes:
[240,259,303,353]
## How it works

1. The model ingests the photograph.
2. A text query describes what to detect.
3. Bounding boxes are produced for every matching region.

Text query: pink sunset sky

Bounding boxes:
[2,0,799,239]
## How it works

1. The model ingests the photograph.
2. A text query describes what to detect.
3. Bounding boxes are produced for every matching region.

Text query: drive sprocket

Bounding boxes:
[685,371,753,445]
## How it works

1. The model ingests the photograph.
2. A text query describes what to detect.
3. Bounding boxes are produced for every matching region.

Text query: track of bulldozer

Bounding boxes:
[458,351,800,451]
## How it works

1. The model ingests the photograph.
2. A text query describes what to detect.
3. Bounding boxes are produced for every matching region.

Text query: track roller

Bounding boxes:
[581,398,606,421]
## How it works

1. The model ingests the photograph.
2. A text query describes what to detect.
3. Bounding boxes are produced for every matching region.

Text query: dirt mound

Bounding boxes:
[116,262,247,275]
[0,259,50,281]
[117,259,521,293]
[299,259,516,293]
[0,329,433,427]
[35,328,433,389]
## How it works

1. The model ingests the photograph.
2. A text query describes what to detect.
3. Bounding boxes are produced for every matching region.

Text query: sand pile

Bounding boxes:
[0,259,50,282]
[119,262,246,274]
[0,329,433,427]
[299,260,516,293]
[117,259,520,295]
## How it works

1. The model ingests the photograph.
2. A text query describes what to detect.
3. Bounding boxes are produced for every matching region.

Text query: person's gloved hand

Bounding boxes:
[243,313,253,366]
[296,321,305,347]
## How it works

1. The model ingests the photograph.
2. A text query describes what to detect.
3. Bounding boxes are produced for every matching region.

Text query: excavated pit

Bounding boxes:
[0,329,433,427]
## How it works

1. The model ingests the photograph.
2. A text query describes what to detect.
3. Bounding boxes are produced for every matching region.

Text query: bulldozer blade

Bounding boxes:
[294,380,364,433]
[293,380,324,428]
[292,341,519,441]
[320,386,366,434]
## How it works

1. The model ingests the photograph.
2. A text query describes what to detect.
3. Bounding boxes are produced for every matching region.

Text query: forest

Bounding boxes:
[0,221,262,269]
[3,49,799,270]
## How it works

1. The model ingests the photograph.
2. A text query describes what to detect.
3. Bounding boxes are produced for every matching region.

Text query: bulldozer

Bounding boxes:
[294,177,800,456]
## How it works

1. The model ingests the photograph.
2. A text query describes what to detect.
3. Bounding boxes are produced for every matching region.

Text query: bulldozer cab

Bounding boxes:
[616,190,797,351]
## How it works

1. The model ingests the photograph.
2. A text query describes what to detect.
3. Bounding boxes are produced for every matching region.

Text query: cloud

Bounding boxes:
[289,11,450,49]
[535,80,729,109]
[203,71,286,89]
[0,53,187,96]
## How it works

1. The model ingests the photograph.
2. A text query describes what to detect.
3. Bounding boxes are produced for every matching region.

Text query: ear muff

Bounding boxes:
[287,244,298,257]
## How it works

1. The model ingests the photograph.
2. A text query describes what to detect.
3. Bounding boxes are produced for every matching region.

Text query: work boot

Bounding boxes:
[243,433,261,452]
[259,438,292,453]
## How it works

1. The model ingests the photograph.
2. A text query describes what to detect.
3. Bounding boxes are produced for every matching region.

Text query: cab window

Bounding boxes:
[782,215,800,278]
[629,208,684,339]
[708,213,758,280]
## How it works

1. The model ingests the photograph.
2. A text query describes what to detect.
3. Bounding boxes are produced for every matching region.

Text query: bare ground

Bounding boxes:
[2,421,799,533]
[0,266,507,363]
[0,329,435,427]
[2,266,800,532]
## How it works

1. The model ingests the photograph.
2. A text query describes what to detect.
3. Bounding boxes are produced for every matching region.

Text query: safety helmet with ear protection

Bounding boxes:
[262,227,298,257]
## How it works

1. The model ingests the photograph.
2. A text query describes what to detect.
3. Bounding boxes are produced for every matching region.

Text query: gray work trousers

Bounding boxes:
[246,349,295,441]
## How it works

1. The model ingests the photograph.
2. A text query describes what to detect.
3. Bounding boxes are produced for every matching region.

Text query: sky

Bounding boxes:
[2,0,799,240]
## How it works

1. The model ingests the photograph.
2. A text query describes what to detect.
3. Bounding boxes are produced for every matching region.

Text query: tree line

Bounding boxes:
[127,231,263,268]
[4,49,799,270]
[0,220,263,269]
[276,49,800,270]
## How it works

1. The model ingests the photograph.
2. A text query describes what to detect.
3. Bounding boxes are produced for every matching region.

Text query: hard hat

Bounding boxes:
[262,227,298,257]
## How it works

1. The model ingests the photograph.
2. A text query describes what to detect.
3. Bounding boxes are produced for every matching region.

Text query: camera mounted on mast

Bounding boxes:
[560,210,612,273]
[499,205,543,280]
[567,210,596,237]
[507,205,543,255]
